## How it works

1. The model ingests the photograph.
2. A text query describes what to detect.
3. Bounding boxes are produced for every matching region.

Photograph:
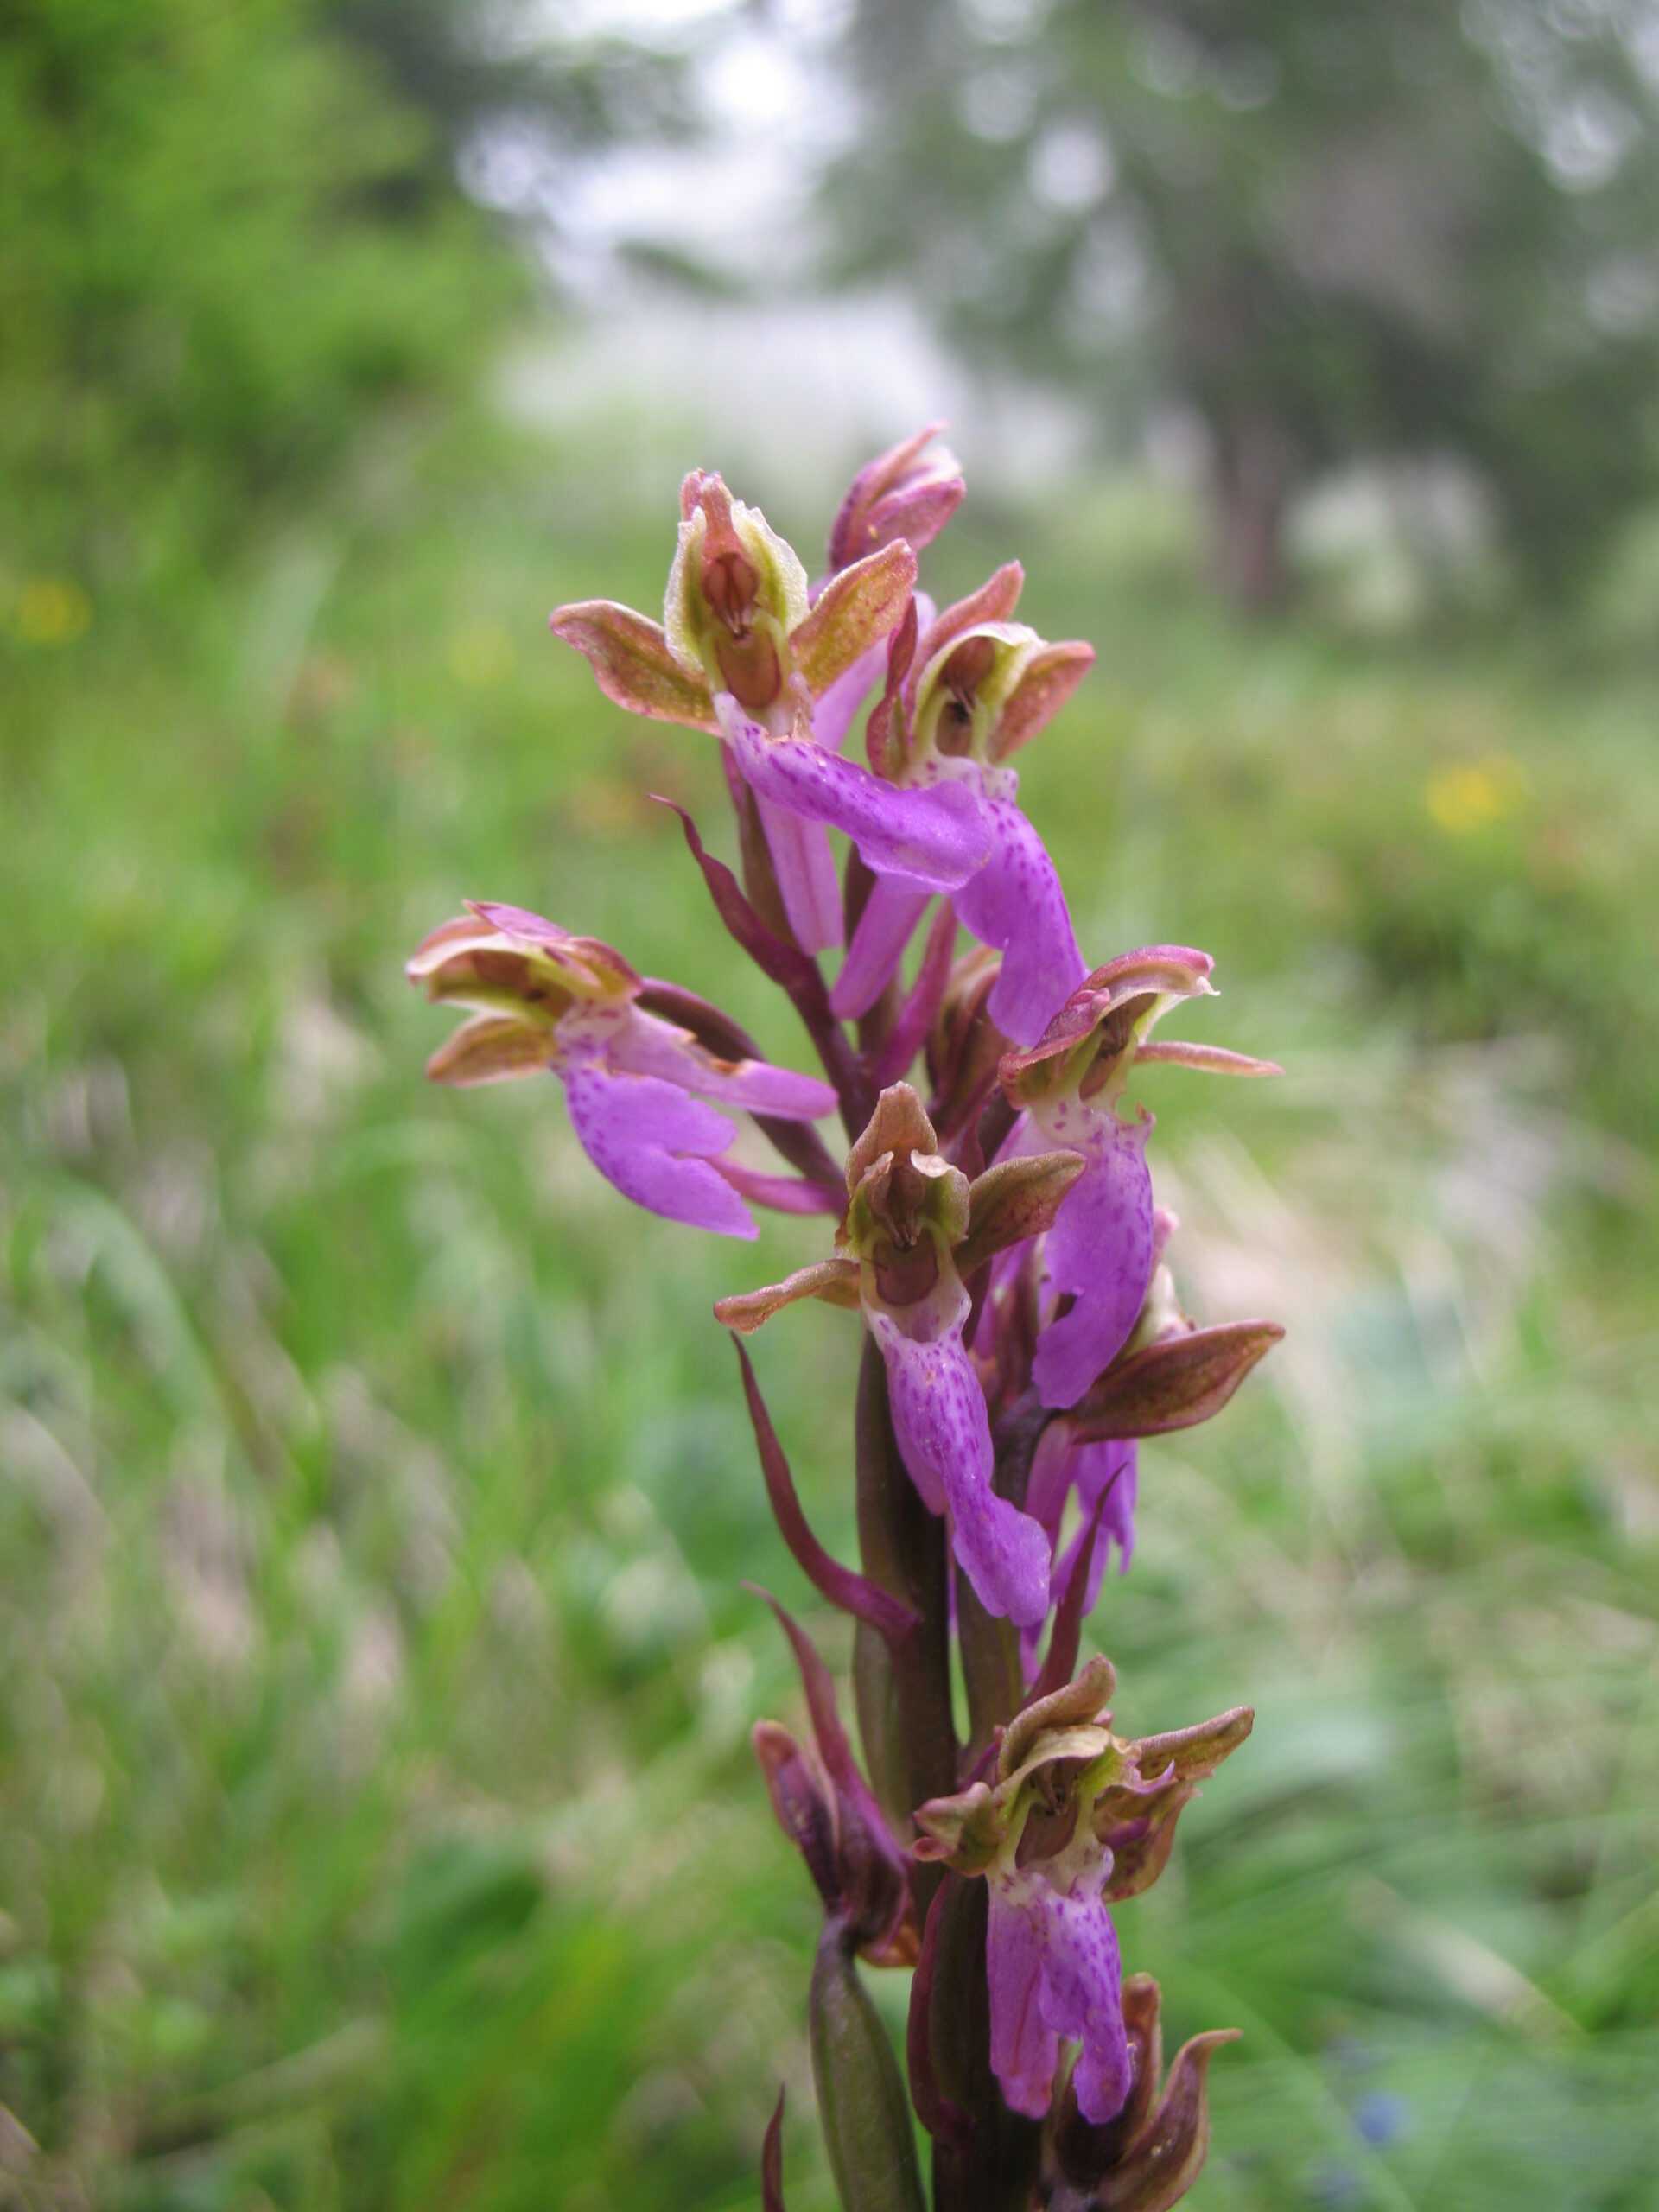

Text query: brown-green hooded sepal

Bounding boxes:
[1000,949,1219,1113]
[832,1084,970,1327]
[912,1656,1121,1876]
[1096,1706,1253,1902]
[914,1660,1251,1906]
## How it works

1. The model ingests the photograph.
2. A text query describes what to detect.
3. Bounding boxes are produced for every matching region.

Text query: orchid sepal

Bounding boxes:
[424,1014,556,1086]
[1135,1039,1283,1077]
[793,540,918,697]
[1066,1319,1285,1441]
[546,601,717,730]
[957,1149,1088,1278]
[715,1259,863,1333]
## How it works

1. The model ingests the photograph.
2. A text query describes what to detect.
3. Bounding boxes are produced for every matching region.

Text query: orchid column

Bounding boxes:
[410,430,1283,2212]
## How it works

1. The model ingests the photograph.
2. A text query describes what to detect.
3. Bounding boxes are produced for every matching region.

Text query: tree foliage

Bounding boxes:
[822,0,1659,601]
[0,0,519,560]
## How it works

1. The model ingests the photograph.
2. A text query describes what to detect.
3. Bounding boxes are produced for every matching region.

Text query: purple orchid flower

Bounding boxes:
[916,1660,1253,2130]
[987,1825,1131,2125]
[1000,950,1280,1408]
[715,1086,1088,1628]
[407,901,835,1238]
[551,472,918,957]
[830,567,1096,1047]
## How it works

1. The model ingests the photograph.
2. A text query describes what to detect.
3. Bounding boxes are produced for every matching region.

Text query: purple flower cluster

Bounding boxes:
[410,432,1282,2210]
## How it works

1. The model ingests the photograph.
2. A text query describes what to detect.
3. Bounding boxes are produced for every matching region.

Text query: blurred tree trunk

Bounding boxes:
[1211,416,1294,611]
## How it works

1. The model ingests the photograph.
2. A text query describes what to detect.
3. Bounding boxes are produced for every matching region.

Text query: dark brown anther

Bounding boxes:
[690,474,756,624]
[684,471,784,708]
[936,635,998,754]
[941,634,998,699]
[703,543,760,633]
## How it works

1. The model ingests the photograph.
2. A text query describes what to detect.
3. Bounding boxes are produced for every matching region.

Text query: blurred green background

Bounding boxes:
[3,3,1657,2206]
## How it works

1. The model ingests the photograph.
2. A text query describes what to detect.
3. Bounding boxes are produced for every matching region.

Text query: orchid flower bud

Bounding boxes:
[828,423,965,574]
[924,944,1007,1141]
[751,1594,917,1969]
[999,950,1280,1410]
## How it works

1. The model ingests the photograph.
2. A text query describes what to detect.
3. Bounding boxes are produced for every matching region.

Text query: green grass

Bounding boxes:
[3,387,1657,2211]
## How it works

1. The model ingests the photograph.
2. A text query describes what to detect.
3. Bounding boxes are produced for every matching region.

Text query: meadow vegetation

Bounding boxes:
[2,13,1657,2203]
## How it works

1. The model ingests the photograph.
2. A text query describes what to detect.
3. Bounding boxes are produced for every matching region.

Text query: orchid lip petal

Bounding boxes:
[869,1313,1050,1626]
[717,695,990,892]
[563,1062,757,1236]
[952,798,1086,1049]
[1032,1114,1156,1410]
[987,1877,1131,2128]
[986,1891,1061,2120]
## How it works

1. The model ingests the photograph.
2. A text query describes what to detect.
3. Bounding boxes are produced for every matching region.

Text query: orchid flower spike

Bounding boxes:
[551,472,917,954]
[914,1658,1251,2128]
[715,1083,1087,1626]
[407,900,834,1237]
[1000,949,1280,1408]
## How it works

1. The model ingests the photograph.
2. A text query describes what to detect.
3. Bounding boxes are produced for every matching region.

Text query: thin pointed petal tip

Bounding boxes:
[760,2088,786,2212]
